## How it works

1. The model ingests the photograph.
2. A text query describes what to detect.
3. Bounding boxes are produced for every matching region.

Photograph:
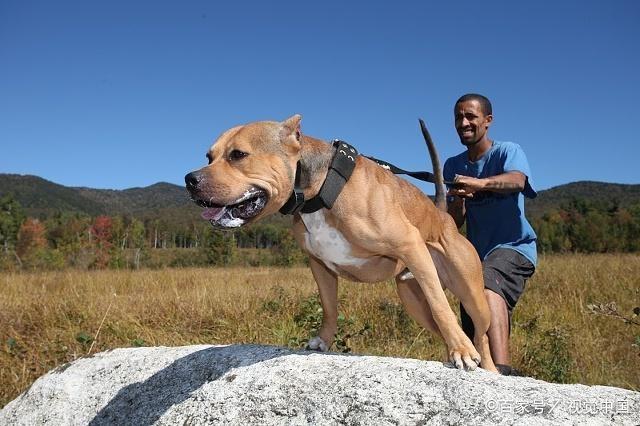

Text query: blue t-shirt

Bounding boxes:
[443,141,537,266]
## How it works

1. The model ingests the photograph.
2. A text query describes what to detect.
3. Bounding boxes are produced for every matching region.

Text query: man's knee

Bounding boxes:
[482,248,534,312]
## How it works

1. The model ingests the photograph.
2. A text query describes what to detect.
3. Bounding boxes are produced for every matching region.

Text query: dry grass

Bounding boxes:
[1,253,639,407]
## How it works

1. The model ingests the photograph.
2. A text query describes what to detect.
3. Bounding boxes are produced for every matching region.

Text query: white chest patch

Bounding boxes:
[300,210,367,272]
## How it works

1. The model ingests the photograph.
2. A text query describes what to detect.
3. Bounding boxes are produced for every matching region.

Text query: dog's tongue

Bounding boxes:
[201,207,226,221]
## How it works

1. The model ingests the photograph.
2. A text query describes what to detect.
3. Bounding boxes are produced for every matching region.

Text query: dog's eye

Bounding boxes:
[205,153,213,165]
[229,150,248,161]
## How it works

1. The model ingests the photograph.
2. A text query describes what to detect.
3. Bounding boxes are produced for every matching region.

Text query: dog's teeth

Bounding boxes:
[198,188,266,229]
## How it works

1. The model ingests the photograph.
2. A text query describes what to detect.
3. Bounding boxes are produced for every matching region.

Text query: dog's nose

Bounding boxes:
[185,172,200,190]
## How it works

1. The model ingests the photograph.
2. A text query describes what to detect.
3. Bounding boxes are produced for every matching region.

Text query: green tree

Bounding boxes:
[627,203,640,251]
[200,227,237,266]
[273,229,306,266]
[0,193,25,251]
[46,213,92,268]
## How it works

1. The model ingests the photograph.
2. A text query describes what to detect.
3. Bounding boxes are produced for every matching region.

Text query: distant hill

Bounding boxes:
[525,181,640,218]
[0,174,200,223]
[0,174,106,217]
[1,173,639,225]
[0,174,290,228]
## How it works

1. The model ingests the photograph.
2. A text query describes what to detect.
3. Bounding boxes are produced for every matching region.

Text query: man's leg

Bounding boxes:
[461,248,534,374]
[484,289,511,366]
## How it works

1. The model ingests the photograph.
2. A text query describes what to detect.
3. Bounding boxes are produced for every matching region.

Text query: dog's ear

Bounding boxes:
[281,114,302,143]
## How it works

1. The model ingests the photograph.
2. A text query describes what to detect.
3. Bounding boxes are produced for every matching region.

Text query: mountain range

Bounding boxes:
[1,173,639,225]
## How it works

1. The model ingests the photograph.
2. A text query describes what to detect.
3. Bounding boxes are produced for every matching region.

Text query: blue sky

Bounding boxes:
[1,0,638,193]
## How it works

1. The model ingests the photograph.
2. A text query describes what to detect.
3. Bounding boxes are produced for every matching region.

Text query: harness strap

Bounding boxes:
[279,140,358,215]
[278,162,305,215]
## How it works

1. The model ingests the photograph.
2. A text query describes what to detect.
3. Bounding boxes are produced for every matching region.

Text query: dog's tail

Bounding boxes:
[419,119,446,211]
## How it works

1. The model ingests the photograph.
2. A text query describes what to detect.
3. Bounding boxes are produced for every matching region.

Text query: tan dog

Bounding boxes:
[185,115,497,372]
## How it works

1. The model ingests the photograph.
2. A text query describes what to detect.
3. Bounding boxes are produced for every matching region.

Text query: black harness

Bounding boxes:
[279,140,359,215]
[279,139,448,216]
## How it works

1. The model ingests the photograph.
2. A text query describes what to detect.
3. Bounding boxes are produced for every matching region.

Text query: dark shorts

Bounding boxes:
[461,248,535,339]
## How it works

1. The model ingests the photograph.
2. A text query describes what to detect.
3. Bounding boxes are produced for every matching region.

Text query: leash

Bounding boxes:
[364,156,456,186]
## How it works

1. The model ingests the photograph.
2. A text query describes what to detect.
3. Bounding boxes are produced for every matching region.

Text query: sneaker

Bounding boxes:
[495,364,519,376]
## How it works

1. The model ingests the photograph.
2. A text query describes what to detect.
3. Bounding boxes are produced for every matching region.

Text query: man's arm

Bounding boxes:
[446,171,526,227]
[451,171,526,195]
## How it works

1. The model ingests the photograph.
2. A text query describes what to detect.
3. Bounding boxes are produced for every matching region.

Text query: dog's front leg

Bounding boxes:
[398,232,481,370]
[306,256,338,352]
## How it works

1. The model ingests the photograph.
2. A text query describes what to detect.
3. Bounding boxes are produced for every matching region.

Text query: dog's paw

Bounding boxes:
[306,336,329,352]
[449,348,482,371]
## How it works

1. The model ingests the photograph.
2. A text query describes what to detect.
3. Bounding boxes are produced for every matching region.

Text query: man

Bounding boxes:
[443,93,537,375]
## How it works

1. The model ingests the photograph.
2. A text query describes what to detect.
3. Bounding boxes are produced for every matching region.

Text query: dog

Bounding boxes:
[185,115,497,372]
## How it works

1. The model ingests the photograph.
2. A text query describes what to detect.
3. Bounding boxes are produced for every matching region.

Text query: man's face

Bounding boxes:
[454,100,493,146]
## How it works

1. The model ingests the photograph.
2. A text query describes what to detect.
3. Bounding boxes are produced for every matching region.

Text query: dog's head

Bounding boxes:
[185,114,302,229]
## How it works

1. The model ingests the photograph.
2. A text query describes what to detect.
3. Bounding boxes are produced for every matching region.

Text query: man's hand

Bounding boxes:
[450,174,486,197]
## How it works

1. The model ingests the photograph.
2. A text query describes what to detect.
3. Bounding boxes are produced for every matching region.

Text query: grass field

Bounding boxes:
[1,253,639,407]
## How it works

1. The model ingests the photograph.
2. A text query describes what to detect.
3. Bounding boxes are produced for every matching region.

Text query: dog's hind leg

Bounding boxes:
[307,256,339,352]
[396,277,451,362]
[395,277,442,338]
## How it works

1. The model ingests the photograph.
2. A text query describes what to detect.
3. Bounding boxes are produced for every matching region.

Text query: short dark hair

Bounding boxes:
[455,93,492,116]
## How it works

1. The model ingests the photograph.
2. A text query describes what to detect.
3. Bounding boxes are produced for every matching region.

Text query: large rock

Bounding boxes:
[1,344,638,425]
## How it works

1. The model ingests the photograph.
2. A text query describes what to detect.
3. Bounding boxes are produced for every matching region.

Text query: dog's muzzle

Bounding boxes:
[184,171,268,229]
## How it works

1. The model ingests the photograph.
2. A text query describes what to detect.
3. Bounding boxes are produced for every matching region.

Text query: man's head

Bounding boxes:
[454,93,493,146]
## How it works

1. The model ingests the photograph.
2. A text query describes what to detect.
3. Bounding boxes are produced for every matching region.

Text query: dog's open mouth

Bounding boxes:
[194,187,268,228]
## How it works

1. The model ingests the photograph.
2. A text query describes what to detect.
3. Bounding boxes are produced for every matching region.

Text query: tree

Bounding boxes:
[200,227,237,266]
[46,213,92,268]
[129,218,147,269]
[16,218,47,258]
[273,229,306,266]
[91,216,113,268]
[0,193,25,251]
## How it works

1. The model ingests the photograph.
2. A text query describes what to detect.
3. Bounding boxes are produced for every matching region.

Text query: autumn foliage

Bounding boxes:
[91,216,113,268]
[16,218,47,258]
